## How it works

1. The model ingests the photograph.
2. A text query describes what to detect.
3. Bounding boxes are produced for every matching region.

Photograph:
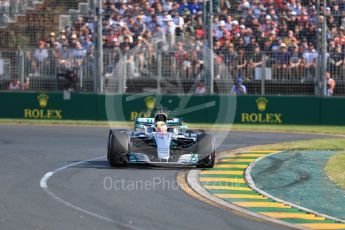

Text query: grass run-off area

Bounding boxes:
[1,119,345,190]
[248,138,345,191]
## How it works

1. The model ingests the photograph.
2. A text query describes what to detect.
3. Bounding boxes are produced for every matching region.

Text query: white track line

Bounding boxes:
[40,156,103,188]
[40,156,146,230]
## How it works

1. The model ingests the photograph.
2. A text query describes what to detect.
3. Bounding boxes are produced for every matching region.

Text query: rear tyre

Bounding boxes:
[196,134,215,168]
[108,130,129,167]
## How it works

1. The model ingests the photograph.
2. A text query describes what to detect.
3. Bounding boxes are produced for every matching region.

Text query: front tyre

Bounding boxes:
[196,134,215,168]
[108,130,129,167]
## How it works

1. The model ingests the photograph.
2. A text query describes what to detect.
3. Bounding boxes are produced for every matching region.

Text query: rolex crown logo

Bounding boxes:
[256,97,268,112]
[37,94,49,108]
[145,96,156,110]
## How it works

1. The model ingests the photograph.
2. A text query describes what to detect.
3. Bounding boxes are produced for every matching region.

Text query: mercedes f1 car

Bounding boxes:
[107,113,215,168]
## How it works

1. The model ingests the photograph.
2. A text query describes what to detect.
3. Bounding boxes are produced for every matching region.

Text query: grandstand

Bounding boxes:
[0,0,344,95]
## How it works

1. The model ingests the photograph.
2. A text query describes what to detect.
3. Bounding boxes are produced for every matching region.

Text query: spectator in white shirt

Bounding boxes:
[195,80,206,95]
[8,79,20,90]
[303,42,318,79]
[33,40,48,63]
[31,40,49,76]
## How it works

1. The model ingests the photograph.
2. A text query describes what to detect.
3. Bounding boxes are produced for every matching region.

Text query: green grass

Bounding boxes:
[325,152,345,189]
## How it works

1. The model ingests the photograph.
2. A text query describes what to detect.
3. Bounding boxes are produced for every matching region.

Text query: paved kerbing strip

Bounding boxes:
[218,159,256,163]
[213,164,248,168]
[200,171,244,175]
[199,150,345,230]
[199,177,246,183]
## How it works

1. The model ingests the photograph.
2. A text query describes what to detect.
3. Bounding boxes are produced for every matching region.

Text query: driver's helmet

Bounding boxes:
[155,121,167,133]
[154,113,167,123]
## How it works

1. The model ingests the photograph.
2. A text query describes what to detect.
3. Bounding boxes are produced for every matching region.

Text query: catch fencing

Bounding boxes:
[1,47,344,96]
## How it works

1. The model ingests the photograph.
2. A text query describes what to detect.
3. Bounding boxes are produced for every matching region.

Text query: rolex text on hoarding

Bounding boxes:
[240,97,283,124]
[24,109,62,119]
[23,93,63,119]
[241,113,282,124]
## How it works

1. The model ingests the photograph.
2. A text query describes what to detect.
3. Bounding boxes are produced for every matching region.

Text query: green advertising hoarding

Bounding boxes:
[320,97,345,125]
[0,92,344,125]
[0,92,98,120]
[234,96,321,125]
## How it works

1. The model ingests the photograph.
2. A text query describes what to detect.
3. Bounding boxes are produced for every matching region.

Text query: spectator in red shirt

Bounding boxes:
[334,27,345,46]
[326,71,336,96]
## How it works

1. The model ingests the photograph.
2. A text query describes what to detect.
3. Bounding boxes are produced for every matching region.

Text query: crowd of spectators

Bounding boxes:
[14,0,345,92]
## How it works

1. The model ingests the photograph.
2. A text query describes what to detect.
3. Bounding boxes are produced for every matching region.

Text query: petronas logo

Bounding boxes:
[256,97,268,112]
[37,94,49,108]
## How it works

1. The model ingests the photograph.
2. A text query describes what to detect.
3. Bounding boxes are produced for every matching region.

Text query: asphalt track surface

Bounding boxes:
[0,125,332,230]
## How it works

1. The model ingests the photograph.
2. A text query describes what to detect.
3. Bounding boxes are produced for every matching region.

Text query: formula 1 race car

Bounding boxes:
[107,113,215,168]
